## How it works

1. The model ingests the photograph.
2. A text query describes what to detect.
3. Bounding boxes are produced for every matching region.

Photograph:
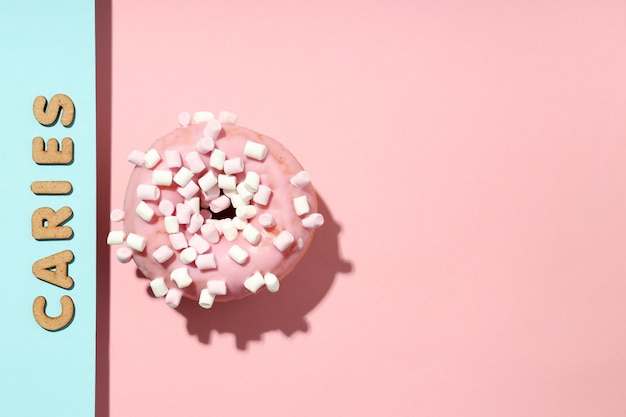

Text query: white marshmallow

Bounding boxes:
[173,167,194,187]
[198,289,215,309]
[185,197,200,214]
[170,267,192,288]
[188,234,210,254]
[229,193,248,209]
[231,216,248,231]
[228,245,249,264]
[152,245,174,263]
[164,216,180,234]
[258,213,276,228]
[184,151,206,174]
[236,205,257,219]
[164,150,182,168]
[143,148,161,169]
[209,148,226,170]
[207,280,227,295]
[218,110,238,124]
[136,201,155,222]
[242,224,261,245]
[150,277,168,297]
[165,288,183,308]
[273,230,294,252]
[218,174,237,190]
[244,140,267,161]
[193,111,214,123]
[253,185,272,206]
[110,208,125,222]
[243,171,260,192]
[302,213,325,229]
[158,199,175,216]
[264,273,280,293]
[152,169,173,186]
[290,170,311,187]
[127,150,145,165]
[136,184,160,201]
[224,157,244,175]
[293,195,310,216]
[126,233,146,252]
[203,118,222,139]
[244,272,265,293]
[179,247,198,264]
[106,230,125,245]
[236,182,254,201]
[195,253,217,270]
[221,219,239,241]
[116,246,133,263]
[198,170,218,191]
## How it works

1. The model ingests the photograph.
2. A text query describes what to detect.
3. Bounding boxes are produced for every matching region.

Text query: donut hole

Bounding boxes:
[206,204,236,220]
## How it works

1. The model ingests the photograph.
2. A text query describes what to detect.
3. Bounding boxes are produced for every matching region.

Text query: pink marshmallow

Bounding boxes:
[165,288,183,308]
[187,213,204,234]
[116,246,133,263]
[175,203,193,224]
[258,213,276,228]
[136,184,160,201]
[169,232,188,250]
[195,137,215,154]
[273,230,295,252]
[164,150,182,168]
[195,253,217,270]
[290,170,311,187]
[110,208,125,222]
[200,223,220,243]
[223,157,244,175]
[127,150,145,165]
[152,245,174,263]
[253,185,272,206]
[207,280,227,295]
[177,180,200,200]
[184,151,206,173]
[209,195,231,213]
[189,234,211,254]
[302,213,325,229]
[158,199,175,216]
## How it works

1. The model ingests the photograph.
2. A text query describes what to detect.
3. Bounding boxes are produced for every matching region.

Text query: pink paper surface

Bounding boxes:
[101,1,626,416]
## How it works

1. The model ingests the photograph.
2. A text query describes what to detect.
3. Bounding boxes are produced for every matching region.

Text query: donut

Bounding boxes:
[108,111,324,309]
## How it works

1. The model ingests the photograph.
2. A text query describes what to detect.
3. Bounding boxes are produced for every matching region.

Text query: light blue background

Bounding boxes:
[0,1,96,416]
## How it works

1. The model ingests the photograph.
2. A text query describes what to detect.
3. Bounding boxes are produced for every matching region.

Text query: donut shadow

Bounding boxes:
[138,193,351,349]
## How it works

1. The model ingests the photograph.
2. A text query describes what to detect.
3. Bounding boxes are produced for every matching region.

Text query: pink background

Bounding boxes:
[99,1,626,416]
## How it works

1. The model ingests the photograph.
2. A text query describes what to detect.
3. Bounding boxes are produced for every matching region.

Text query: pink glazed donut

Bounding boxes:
[108,111,324,309]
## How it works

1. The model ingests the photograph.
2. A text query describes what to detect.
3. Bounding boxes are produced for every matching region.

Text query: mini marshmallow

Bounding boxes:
[236,182,254,201]
[231,216,248,231]
[116,246,133,263]
[218,110,238,124]
[173,167,194,187]
[152,169,173,186]
[209,148,226,170]
[136,184,160,201]
[193,111,214,123]
[264,273,280,293]
[290,170,311,187]
[188,234,210,254]
[196,136,215,154]
[236,205,257,219]
[175,203,193,224]
[273,230,294,252]
[187,213,204,234]
[293,195,310,216]
[209,195,231,213]
[184,151,206,173]
[136,201,155,222]
[198,170,218,191]
[244,140,268,161]
[195,253,216,270]
[229,193,248,209]
[185,197,200,214]
[164,216,180,234]
[224,157,244,175]
[244,272,265,293]
[221,219,239,241]
[152,245,174,263]
[218,174,237,190]
[164,150,182,168]
[203,118,222,139]
[302,213,325,229]
[127,150,145,165]
[258,213,276,228]
[110,208,124,222]
[169,232,188,250]
[177,180,200,200]
[158,199,175,216]
[150,277,169,297]
[144,148,161,169]
[178,111,191,127]
[198,289,215,309]
[179,247,198,264]
[170,267,192,288]
[202,186,220,202]
[165,288,183,308]
[242,224,261,245]
[107,230,125,245]
[253,185,272,206]
[126,233,146,252]
[207,280,227,295]
[228,245,249,264]
[200,223,220,243]
[243,171,260,192]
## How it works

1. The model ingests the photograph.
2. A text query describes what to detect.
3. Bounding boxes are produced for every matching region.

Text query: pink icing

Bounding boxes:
[123,122,318,302]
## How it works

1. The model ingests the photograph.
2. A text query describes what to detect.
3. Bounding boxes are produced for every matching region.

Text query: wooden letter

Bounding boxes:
[30,180,73,195]
[33,295,75,331]
[32,249,75,289]
[33,94,75,127]
[32,206,73,240]
[32,137,74,165]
